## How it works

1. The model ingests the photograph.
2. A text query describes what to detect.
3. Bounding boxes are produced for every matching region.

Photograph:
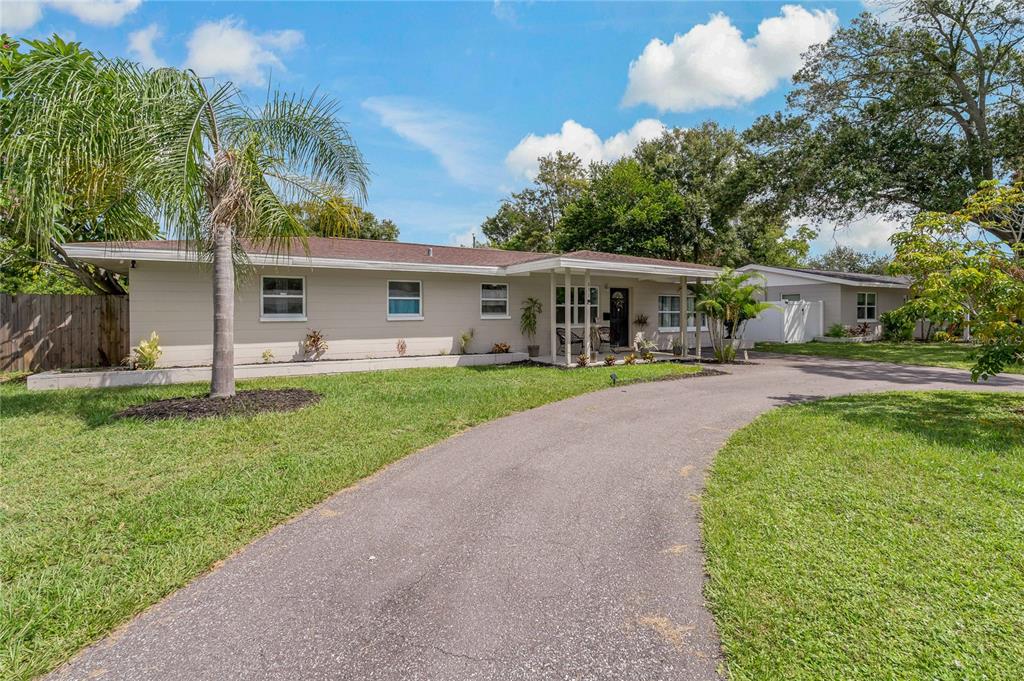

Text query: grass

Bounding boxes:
[0,361,698,680]
[703,391,1024,680]
[755,340,1024,374]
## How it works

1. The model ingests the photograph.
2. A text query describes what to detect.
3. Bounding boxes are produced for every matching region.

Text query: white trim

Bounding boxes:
[855,291,878,322]
[260,275,306,322]
[479,282,511,319]
[737,264,908,289]
[507,255,718,279]
[387,279,423,321]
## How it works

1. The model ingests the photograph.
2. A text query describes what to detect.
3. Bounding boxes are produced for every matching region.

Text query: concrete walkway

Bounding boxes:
[51,356,1023,681]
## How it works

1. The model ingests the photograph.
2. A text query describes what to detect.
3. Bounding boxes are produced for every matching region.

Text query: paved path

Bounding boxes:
[51,356,1022,681]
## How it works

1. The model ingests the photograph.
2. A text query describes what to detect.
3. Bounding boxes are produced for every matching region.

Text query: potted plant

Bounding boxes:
[520,297,543,357]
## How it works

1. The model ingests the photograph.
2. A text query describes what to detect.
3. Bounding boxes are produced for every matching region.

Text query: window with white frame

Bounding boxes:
[387,280,422,319]
[856,292,877,320]
[658,295,681,331]
[555,286,598,325]
[686,295,707,330]
[781,293,802,302]
[480,283,509,318]
[260,276,305,320]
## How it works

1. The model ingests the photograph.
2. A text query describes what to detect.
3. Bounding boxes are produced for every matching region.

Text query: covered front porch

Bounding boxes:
[503,251,720,367]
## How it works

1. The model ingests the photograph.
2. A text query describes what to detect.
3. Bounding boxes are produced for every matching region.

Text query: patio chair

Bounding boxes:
[595,326,611,352]
[556,327,584,354]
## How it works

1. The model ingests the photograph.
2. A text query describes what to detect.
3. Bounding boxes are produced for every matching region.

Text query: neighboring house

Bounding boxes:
[738,264,910,337]
[65,238,720,367]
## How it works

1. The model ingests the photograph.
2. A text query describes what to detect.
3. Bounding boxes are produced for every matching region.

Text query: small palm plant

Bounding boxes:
[695,269,775,362]
[520,297,543,356]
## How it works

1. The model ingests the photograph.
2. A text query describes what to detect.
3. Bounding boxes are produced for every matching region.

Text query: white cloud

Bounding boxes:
[505,118,666,180]
[363,96,497,188]
[1,1,43,31]
[127,22,164,68]
[449,227,482,247]
[492,0,516,24]
[808,213,905,254]
[49,0,140,26]
[184,18,303,87]
[623,4,837,112]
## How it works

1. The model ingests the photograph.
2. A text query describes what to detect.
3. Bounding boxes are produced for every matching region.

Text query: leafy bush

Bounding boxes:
[261,349,274,364]
[491,342,511,353]
[132,332,162,370]
[396,338,408,357]
[623,353,638,365]
[604,354,617,366]
[459,329,474,354]
[825,323,848,338]
[933,330,953,343]
[303,329,328,359]
[576,352,590,366]
[641,351,656,363]
[880,309,915,342]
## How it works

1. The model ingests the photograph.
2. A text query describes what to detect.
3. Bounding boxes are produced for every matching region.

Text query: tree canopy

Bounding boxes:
[806,245,892,274]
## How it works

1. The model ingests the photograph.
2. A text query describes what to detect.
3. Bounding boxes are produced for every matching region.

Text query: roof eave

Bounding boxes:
[738,264,907,288]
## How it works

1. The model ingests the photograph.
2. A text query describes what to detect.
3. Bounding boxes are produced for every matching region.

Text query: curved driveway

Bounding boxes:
[52,356,1023,681]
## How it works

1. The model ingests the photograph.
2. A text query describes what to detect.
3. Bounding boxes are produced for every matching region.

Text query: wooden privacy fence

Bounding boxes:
[0,294,129,372]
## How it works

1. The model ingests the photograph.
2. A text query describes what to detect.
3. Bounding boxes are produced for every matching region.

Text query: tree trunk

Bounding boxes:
[211,222,235,398]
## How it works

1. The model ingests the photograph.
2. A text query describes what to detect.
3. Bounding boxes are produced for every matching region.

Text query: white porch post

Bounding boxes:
[564,270,572,366]
[549,272,557,364]
[584,271,592,360]
[694,278,702,361]
[680,275,688,357]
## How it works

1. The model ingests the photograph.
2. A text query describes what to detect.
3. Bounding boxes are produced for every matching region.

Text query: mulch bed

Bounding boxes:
[114,388,322,421]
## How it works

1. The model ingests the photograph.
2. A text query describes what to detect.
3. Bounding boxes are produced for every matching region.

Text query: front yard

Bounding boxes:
[0,362,697,680]
[703,391,1024,680]
[755,340,1024,374]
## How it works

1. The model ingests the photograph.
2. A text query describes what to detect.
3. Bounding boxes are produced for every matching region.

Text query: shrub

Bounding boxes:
[261,349,274,364]
[132,332,162,370]
[303,329,328,359]
[491,342,511,353]
[459,329,474,354]
[641,351,656,363]
[933,330,953,343]
[604,354,617,366]
[396,338,407,357]
[880,309,914,342]
[623,352,638,365]
[576,352,590,366]
[825,323,848,338]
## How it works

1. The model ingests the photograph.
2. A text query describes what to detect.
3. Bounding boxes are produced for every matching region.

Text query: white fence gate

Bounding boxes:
[744,300,823,344]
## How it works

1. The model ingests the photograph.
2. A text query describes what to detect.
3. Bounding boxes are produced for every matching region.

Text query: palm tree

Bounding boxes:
[695,269,775,362]
[145,75,369,397]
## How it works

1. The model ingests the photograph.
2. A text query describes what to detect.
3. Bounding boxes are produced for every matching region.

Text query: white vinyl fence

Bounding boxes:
[744,300,823,344]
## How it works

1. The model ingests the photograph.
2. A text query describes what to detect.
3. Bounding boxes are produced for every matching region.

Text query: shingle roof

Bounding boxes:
[768,266,910,286]
[66,238,715,270]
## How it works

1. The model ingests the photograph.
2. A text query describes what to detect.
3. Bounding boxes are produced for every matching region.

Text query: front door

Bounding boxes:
[609,288,629,347]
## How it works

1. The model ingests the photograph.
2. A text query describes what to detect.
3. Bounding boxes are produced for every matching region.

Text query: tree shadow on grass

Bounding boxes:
[0,384,210,428]
[803,391,1024,451]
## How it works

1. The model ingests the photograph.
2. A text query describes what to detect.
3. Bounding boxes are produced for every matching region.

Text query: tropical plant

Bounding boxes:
[695,269,775,362]
[491,342,511,354]
[576,351,590,366]
[396,338,407,357]
[623,352,638,365]
[459,328,475,354]
[824,323,848,339]
[604,354,617,366]
[633,313,649,330]
[933,330,954,343]
[641,351,656,363]
[520,297,542,342]
[303,329,329,359]
[880,309,914,342]
[261,349,274,363]
[131,332,162,370]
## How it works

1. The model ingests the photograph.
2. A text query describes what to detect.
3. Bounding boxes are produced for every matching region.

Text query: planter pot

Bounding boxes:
[527,344,540,357]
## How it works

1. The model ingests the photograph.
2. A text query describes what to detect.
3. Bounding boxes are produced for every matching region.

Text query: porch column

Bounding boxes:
[549,272,557,364]
[584,271,592,361]
[680,275,688,357]
[564,270,572,366]
[694,278,702,361]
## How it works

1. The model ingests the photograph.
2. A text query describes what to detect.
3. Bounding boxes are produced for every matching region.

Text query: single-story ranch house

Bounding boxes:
[738,264,910,333]
[65,238,722,367]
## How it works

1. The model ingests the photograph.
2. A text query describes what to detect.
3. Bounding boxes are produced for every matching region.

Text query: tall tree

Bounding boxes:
[752,0,1024,243]
[481,151,587,251]
[1,35,159,294]
[806,245,892,274]
[288,196,399,240]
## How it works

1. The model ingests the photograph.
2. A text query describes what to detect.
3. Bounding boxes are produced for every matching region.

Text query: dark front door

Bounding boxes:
[609,288,629,347]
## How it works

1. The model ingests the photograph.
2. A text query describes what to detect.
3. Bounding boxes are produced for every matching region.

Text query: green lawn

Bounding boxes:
[755,341,1024,374]
[0,362,697,680]
[703,391,1024,680]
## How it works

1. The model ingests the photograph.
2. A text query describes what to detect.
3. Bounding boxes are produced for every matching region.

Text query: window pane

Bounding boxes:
[389,281,421,298]
[388,298,421,315]
[556,307,565,324]
[263,277,302,294]
[263,297,304,316]
[482,301,508,316]
[481,284,508,299]
[556,287,566,305]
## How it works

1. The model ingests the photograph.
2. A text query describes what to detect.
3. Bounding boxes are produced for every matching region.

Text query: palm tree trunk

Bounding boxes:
[210,222,235,398]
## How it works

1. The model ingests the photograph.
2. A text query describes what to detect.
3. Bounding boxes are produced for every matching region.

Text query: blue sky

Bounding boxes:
[1,0,896,254]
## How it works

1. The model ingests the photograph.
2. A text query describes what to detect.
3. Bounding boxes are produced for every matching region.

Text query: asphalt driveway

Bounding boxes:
[50,355,1023,680]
